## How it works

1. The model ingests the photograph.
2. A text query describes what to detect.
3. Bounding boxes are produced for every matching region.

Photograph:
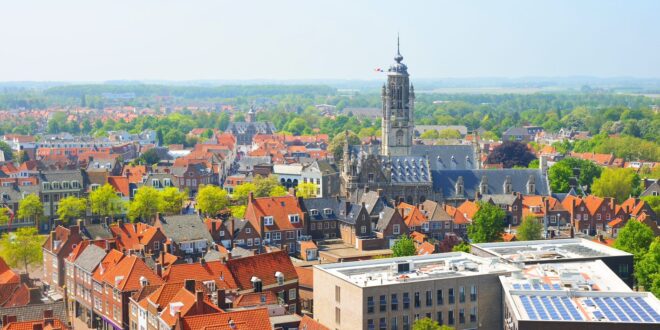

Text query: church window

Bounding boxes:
[368,173,375,182]
[396,130,404,145]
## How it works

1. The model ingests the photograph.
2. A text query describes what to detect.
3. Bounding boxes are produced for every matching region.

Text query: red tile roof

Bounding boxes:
[92,249,124,282]
[226,251,297,290]
[397,203,427,228]
[245,195,304,234]
[294,267,313,289]
[3,319,69,330]
[158,286,223,327]
[99,255,163,292]
[416,242,436,256]
[232,291,278,308]
[179,308,271,330]
[0,257,19,285]
[163,261,237,291]
[457,201,479,220]
[298,315,330,330]
[107,176,130,197]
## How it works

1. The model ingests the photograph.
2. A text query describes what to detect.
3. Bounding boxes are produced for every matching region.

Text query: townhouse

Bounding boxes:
[245,193,305,253]
[154,214,214,261]
[65,242,107,329]
[42,224,84,293]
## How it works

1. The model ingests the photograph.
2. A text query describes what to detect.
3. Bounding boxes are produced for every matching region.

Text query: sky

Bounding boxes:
[0,0,659,81]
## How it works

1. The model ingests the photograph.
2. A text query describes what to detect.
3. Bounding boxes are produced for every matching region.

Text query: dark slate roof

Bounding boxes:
[502,127,531,136]
[81,223,113,240]
[389,156,432,185]
[338,203,365,225]
[158,214,214,243]
[0,185,40,203]
[480,194,518,205]
[227,122,276,134]
[40,170,84,182]
[0,301,67,327]
[358,191,391,216]
[301,197,341,222]
[410,145,477,170]
[73,244,106,273]
[237,156,272,172]
[375,206,396,232]
[431,169,549,197]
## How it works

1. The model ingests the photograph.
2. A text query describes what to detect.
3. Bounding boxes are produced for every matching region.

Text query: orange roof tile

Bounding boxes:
[99,254,163,291]
[180,308,271,330]
[457,200,479,220]
[295,266,313,288]
[163,261,237,290]
[232,291,278,308]
[298,315,330,330]
[226,251,297,290]
[107,176,130,197]
[0,257,19,285]
[245,195,304,234]
[416,242,435,256]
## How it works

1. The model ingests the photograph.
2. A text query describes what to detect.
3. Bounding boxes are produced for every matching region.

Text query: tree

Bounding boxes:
[233,182,257,204]
[467,202,506,243]
[0,208,10,226]
[139,148,161,165]
[548,157,603,193]
[128,186,161,222]
[164,130,185,145]
[0,141,14,161]
[412,317,454,330]
[614,220,654,262]
[230,205,247,219]
[253,175,283,197]
[636,237,660,294]
[592,168,640,203]
[196,185,229,217]
[0,227,43,274]
[328,131,360,161]
[269,185,288,197]
[296,182,318,198]
[517,215,543,241]
[392,236,417,257]
[56,196,87,224]
[420,130,439,139]
[156,128,164,146]
[89,184,123,220]
[438,129,462,139]
[451,242,471,253]
[159,187,186,215]
[485,141,537,168]
[17,194,43,229]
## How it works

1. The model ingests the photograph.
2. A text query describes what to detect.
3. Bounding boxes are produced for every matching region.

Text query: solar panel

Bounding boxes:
[542,296,559,319]
[614,297,641,322]
[531,296,549,320]
[594,297,617,321]
[593,311,605,320]
[533,284,542,290]
[520,296,537,320]
[523,284,531,290]
[628,297,655,322]
[552,284,561,290]
[634,297,660,321]
[561,297,583,321]
[551,296,571,320]
[542,284,551,290]
[604,297,629,322]
[513,283,521,290]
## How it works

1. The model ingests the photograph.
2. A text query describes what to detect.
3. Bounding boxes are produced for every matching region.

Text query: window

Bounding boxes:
[289,214,300,223]
[264,216,274,226]
[444,222,450,229]
[361,225,367,234]
[311,223,316,230]
[367,319,375,330]
[426,290,432,306]
[459,286,465,303]
[459,308,465,324]
[597,214,601,221]
[153,241,160,250]
[367,296,375,313]
[470,285,477,301]
[403,292,410,309]
[324,208,332,215]
[254,238,260,246]
[448,288,455,304]
[437,289,443,305]
[335,307,341,324]
[368,173,375,182]
[414,292,420,308]
[265,232,271,240]
[393,224,400,235]
[390,317,398,330]
[448,310,454,325]
[246,239,252,246]
[618,264,630,277]
[273,232,281,240]
[437,311,443,325]
[391,294,398,311]
[286,231,294,239]
[289,288,296,300]
[331,221,336,228]
[310,209,319,216]
[324,222,330,229]
[402,315,410,330]
[379,295,387,312]
[470,306,477,322]
[379,318,386,330]
[335,286,341,303]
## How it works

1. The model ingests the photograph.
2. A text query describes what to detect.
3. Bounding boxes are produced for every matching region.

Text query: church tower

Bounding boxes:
[381,36,415,156]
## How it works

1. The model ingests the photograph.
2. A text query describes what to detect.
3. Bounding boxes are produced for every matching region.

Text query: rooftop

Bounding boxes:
[315,252,516,288]
[501,260,660,324]
[472,238,631,262]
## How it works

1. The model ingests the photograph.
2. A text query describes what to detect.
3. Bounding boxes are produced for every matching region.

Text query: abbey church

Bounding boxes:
[340,41,550,205]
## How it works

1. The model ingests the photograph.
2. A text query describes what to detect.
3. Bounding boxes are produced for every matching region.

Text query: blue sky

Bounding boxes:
[1,0,658,81]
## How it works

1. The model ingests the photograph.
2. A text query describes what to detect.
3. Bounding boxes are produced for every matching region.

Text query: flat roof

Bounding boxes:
[472,238,631,262]
[315,252,516,288]
[501,260,660,324]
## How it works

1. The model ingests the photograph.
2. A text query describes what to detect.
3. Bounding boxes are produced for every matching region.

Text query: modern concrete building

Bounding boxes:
[313,252,517,330]
[470,238,635,287]
[500,260,660,330]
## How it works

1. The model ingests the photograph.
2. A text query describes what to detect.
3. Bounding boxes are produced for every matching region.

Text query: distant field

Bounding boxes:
[420,87,571,94]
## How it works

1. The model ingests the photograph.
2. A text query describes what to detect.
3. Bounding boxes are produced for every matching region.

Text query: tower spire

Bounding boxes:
[394,33,403,63]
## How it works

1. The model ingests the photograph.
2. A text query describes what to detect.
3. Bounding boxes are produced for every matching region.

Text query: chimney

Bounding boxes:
[377,188,383,197]
[364,186,370,193]
[117,219,123,227]
[248,192,254,204]
[195,291,204,314]
[77,218,84,229]
[31,324,43,330]
[200,258,206,266]
[156,264,163,277]
[184,279,196,293]
[29,287,42,304]
[50,231,56,250]
[216,289,227,309]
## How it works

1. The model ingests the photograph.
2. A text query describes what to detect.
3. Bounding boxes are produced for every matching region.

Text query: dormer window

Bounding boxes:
[310,209,319,216]
[43,182,51,190]
[163,179,172,187]
[52,182,60,190]
[62,182,70,189]
[289,214,300,223]
[324,208,332,215]
[90,184,100,191]
[275,272,284,286]
[264,216,274,226]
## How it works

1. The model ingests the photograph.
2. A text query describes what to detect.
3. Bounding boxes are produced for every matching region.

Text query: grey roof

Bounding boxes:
[171,162,210,177]
[40,170,84,182]
[343,107,380,119]
[338,203,365,225]
[375,206,396,232]
[358,191,391,216]
[0,185,40,203]
[641,181,660,197]
[237,156,272,172]
[419,200,452,221]
[410,145,477,170]
[480,194,518,206]
[81,223,113,240]
[503,127,533,136]
[158,214,214,243]
[389,156,432,185]
[203,249,224,262]
[73,244,106,273]
[431,169,549,198]
[227,122,276,134]
[301,197,341,222]
[0,301,67,327]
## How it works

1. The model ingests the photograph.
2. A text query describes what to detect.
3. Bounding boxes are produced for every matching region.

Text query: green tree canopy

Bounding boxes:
[296,182,317,198]
[196,185,229,217]
[56,196,87,224]
[90,184,124,219]
[420,130,440,139]
[485,141,537,168]
[233,182,257,204]
[438,129,462,139]
[636,237,660,295]
[328,131,360,161]
[517,215,543,241]
[0,227,43,274]
[159,187,187,215]
[451,242,471,253]
[412,317,454,330]
[253,175,284,197]
[139,148,161,165]
[614,220,654,261]
[467,202,506,243]
[17,194,43,228]
[128,186,161,222]
[0,208,10,226]
[548,157,603,193]
[0,141,13,161]
[392,235,417,257]
[592,167,641,203]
